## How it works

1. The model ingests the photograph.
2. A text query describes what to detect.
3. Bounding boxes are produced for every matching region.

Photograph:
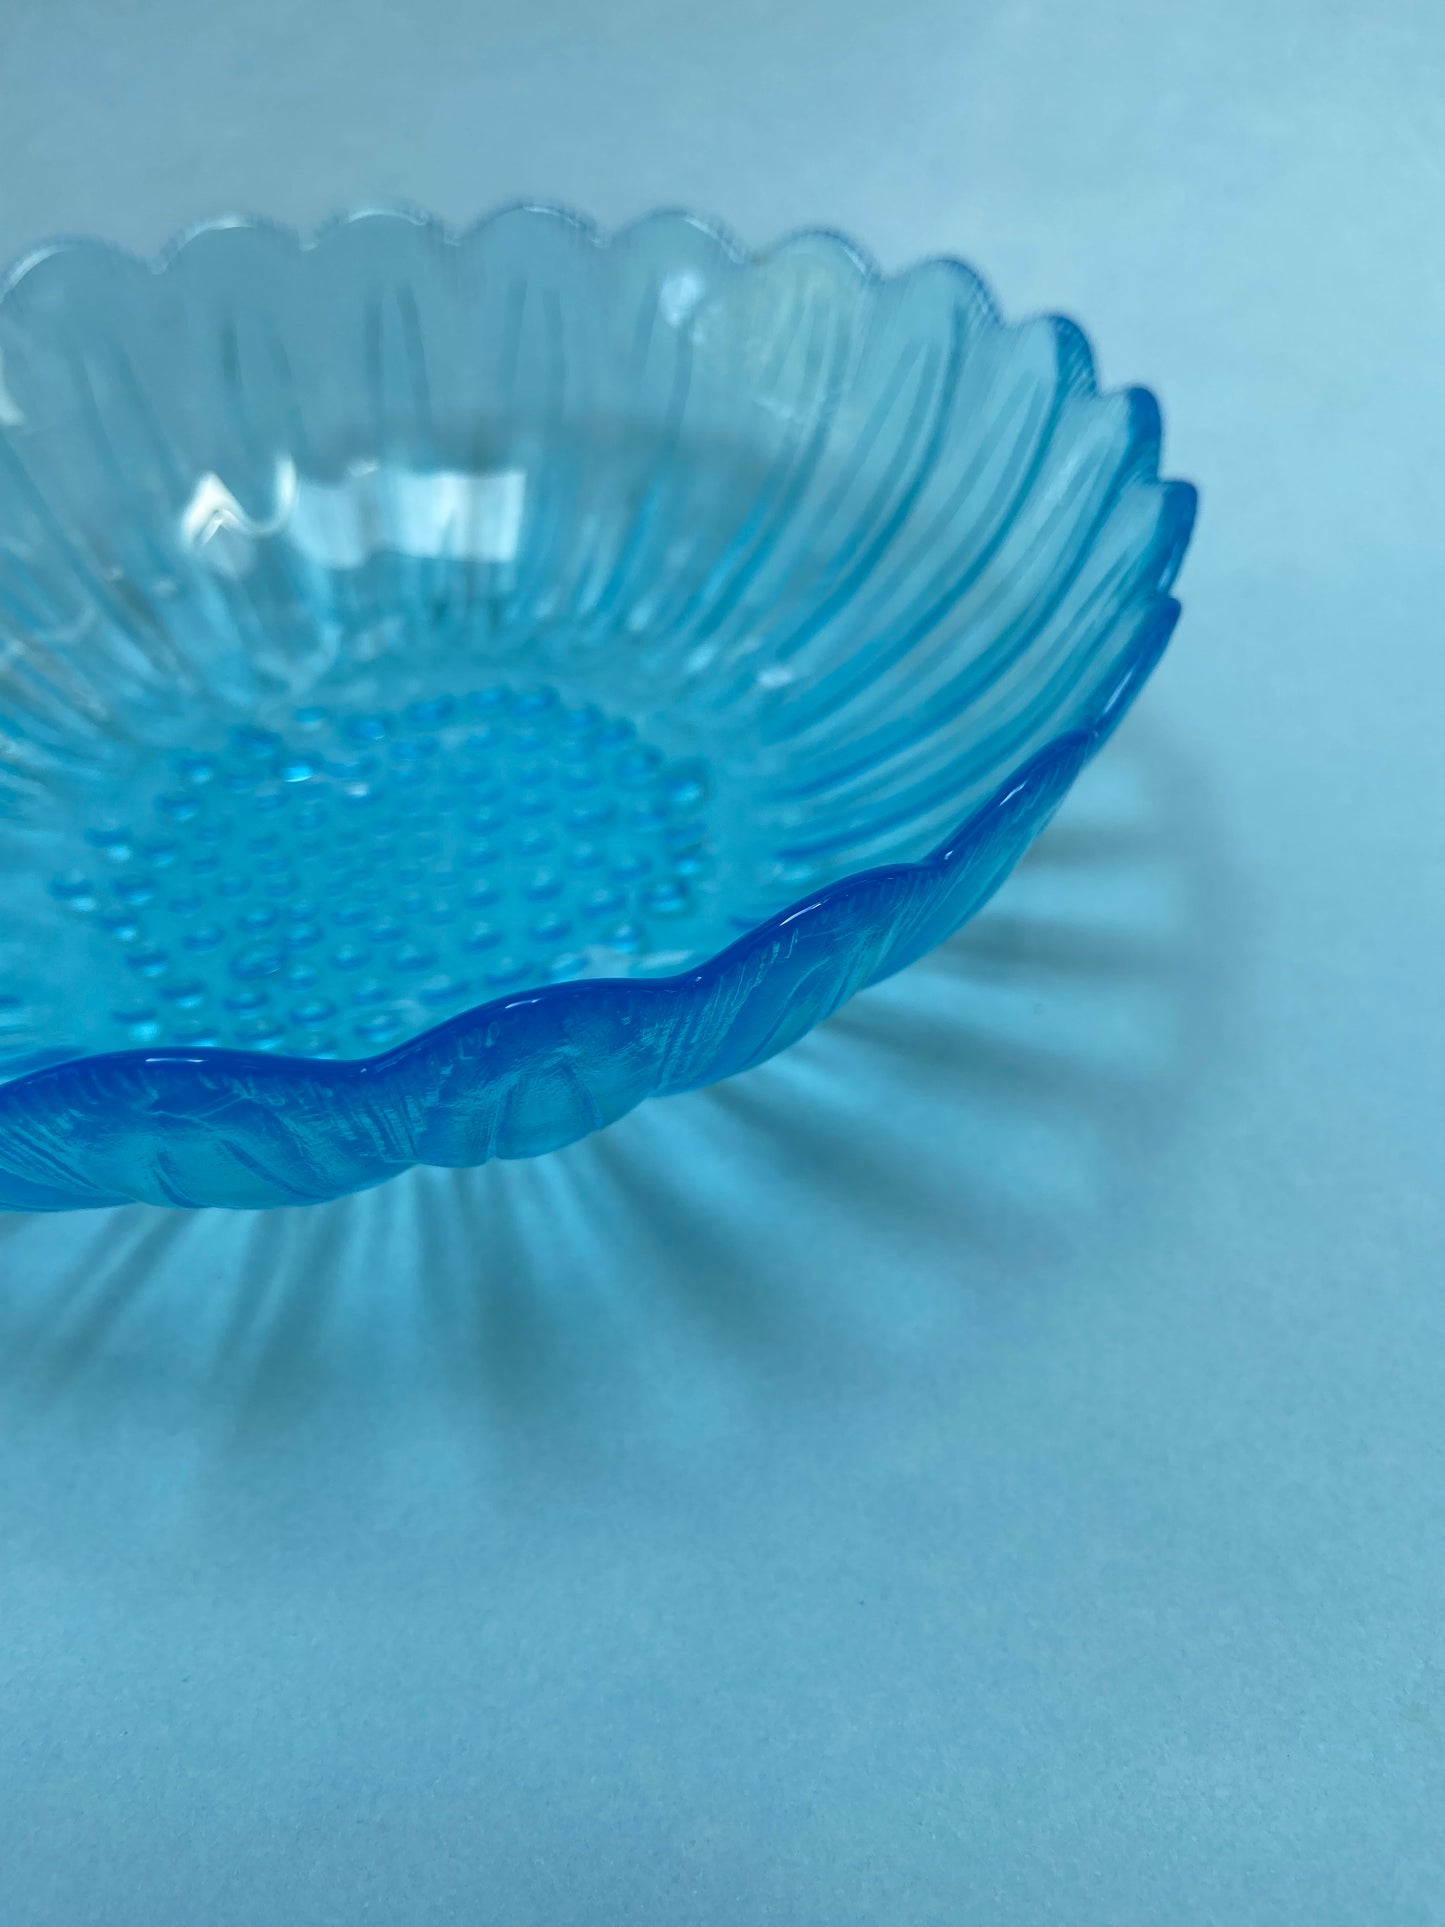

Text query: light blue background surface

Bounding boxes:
[1,2,1443,1919]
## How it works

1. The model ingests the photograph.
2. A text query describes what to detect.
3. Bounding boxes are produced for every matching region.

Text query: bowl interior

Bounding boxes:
[0,210,1191,1081]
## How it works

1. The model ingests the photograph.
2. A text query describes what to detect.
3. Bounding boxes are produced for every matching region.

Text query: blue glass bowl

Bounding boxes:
[0,206,1195,1209]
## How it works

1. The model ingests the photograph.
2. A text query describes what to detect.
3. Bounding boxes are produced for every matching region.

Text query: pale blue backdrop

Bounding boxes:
[1,1,1442,1920]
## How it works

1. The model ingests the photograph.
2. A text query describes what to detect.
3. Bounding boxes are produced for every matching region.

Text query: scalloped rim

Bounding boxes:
[0,204,1198,1184]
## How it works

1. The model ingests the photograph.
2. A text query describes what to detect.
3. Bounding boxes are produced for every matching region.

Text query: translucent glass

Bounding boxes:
[0,207,1196,1208]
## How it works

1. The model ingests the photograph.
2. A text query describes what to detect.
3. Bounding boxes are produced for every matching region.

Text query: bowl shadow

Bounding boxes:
[0,708,1240,1472]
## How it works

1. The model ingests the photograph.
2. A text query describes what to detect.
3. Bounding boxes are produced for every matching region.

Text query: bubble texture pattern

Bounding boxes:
[0,206,1195,1208]
[54,686,729,1059]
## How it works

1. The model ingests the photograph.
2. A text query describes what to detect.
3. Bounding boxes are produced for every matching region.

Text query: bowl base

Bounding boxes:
[37,676,749,1063]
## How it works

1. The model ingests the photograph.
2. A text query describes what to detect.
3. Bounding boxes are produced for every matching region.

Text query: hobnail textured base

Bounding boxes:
[50,680,739,1061]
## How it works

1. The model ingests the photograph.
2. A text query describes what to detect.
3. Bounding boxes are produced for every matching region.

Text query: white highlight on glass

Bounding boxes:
[180,458,528,575]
